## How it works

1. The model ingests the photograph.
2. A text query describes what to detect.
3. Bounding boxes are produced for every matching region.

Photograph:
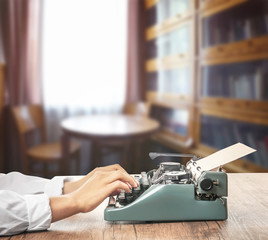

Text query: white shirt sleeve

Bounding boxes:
[0,172,73,236]
[0,190,51,236]
[0,172,67,196]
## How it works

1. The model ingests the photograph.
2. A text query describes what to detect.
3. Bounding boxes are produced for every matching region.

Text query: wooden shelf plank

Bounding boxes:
[146,91,193,104]
[146,55,192,72]
[200,0,248,18]
[198,105,268,126]
[201,35,268,65]
[148,98,194,109]
[200,97,268,112]
[146,11,193,41]
[144,0,160,9]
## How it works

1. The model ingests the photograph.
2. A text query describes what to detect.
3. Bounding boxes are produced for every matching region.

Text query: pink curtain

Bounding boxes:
[125,0,146,103]
[0,0,42,105]
[0,0,42,172]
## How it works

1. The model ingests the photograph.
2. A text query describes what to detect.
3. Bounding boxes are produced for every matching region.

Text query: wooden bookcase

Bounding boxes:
[144,0,197,153]
[144,0,268,172]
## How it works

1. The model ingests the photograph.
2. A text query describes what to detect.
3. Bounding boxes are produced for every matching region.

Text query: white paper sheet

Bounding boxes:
[196,143,256,170]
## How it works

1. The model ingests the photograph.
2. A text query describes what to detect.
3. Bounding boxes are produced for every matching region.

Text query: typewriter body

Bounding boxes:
[104,158,227,221]
[104,143,255,222]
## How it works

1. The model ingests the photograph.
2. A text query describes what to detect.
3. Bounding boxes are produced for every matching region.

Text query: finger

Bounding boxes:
[106,171,137,188]
[106,164,127,173]
[106,180,131,196]
[110,188,121,196]
[131,175,140,186]
[94,164,127,174]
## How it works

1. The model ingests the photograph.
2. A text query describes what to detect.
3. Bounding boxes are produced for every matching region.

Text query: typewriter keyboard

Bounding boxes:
[109,162,190,208]
[112,172,150,207]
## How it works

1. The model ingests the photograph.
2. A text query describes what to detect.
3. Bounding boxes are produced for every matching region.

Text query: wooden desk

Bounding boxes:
[6,173,268,240]
[61,114,160,173]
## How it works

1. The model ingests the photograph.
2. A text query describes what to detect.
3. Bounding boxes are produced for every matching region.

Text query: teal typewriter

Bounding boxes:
[104,143,255,222]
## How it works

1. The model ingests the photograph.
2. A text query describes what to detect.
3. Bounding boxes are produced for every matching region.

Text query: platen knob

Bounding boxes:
[200,178,213,191]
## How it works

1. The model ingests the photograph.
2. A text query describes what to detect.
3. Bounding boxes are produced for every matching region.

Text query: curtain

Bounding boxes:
[41,0,128,173]
[0,0,42,172]
[125,0,146,103]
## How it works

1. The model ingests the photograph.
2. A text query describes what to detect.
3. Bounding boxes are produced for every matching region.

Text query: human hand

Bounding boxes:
[63,164,131,194]
[51,164,138,222]
[69,169,138,213]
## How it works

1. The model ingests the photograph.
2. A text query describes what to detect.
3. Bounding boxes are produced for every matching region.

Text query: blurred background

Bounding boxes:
[0,0,268,177]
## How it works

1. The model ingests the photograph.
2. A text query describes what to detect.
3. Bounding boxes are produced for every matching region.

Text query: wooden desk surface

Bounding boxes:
[6,173,268,240]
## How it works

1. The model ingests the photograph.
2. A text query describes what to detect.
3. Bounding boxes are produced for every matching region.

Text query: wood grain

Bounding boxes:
[200,0,248,18]
[5,173,268,240]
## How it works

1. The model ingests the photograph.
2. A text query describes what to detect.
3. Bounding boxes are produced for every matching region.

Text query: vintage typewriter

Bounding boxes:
[104,143,255,222]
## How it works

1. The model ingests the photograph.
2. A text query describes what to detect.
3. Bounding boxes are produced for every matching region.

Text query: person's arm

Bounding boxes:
[50,168,138,222]
[0,172,50,194]
[0,190,51,236]
[0,164,138,236]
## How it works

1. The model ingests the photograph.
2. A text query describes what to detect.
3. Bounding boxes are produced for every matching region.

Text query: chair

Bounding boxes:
[123,102,150,117]
[11,104,80,177]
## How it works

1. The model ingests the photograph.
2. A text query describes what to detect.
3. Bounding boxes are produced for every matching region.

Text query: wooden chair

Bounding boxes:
[11,104,80,177]
[123,102,150,117]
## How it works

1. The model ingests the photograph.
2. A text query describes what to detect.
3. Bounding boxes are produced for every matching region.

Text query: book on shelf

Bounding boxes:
[204,13,268,47]
[254,67,263,101]
[239,74,252,100]
[202,61,268,101]
[257,140,268,168]
[227,75,235,98]
[202,68,209,97]
[244,19,253,39]
[264,14,268,33]
[245,132,263,166]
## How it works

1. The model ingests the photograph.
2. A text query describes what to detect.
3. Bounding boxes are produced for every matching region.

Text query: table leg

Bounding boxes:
[61,132,71,175]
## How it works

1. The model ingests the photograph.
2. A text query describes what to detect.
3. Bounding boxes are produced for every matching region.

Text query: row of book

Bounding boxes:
[146,26,190,59]
[150,105,189,137]
[202,61,268,100]
[203,7,268,47]
[146,0,189,28]
[201,115,268,168]
[147,68,191,94]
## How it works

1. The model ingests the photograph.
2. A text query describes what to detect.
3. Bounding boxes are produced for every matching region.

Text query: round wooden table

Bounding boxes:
[61,114,160,173]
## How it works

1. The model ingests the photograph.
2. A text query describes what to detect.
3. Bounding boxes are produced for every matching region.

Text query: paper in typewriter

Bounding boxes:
[196,143,256,170]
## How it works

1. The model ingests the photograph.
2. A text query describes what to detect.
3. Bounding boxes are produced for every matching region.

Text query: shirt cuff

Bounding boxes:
[23,194,51,232]
[44,176,66,196]
[44,176,81,197]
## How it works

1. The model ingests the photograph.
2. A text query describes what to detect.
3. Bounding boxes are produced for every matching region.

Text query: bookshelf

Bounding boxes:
[144,0,268,172]
[144,0,197,152]
[197,0,268,172]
